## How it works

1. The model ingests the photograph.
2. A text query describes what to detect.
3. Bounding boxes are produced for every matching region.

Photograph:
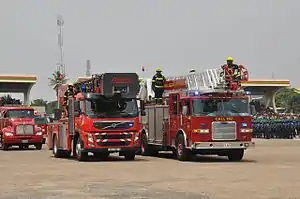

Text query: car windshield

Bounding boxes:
[7,109,34,118]
[34,116,48,124]
[192,98,250,116]
[85,97,138,118]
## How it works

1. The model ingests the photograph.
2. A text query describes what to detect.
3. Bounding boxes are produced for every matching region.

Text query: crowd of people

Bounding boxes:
[251,100,300,139]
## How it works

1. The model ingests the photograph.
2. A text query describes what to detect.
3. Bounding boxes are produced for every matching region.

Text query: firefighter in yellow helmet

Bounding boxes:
[221,56,241,84]
[152,68,166,104]
[63,83,75,109]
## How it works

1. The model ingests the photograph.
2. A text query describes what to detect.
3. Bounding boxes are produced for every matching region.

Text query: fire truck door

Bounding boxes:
[153,105,168,143]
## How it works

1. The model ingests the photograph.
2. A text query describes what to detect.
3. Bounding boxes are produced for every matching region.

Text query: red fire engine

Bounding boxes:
[0,105,44,150]
[138,67,254,161]
[47,73,141,161]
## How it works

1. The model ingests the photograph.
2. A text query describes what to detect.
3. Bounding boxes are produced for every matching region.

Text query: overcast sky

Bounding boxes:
[0,0,299,101]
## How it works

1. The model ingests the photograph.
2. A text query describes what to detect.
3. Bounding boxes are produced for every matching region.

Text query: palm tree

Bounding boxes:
[48,70,68,98]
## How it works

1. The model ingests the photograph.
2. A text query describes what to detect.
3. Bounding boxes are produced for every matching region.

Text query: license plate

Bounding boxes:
[22,140,28,143]
[108,148,121,152]
[224,143,231,147]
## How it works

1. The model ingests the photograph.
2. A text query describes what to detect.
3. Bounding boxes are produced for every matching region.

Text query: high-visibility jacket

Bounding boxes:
[152,73,166,89]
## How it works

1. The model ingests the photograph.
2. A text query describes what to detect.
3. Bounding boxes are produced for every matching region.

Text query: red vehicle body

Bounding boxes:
[139,67,254,161]
[34,113,48,143]
[47,73,141,161]
[0,106,44,150]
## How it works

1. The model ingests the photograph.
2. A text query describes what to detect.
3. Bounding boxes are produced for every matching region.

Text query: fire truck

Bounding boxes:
[0,105,44,150]
[138,67,254,161]
[47,73,141,161]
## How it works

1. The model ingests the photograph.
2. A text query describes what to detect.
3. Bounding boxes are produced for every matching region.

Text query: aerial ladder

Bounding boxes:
[138,66,249,103]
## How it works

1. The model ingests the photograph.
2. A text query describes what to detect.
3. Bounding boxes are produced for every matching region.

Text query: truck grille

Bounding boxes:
[16,124,34,135]
[97,142,130,147]
[95,133,132,140]
[93,121,133,130]
[212,122,236,140]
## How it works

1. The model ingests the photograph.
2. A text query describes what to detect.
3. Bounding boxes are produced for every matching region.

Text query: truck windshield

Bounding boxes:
[192,98,250,116]
[85,98,138,118]
[7,110,34,118]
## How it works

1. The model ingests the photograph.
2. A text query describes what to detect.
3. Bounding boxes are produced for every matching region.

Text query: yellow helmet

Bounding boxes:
[156,68,162,72]
[227,56,234,61]
[67,83,73,86]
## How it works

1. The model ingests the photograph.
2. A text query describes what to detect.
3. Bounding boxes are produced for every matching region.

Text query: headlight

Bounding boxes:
[241,122,247,128]
[4,132,13,136]
[87,133,94,143]
[134,133,139,141]
[36,132,43,136]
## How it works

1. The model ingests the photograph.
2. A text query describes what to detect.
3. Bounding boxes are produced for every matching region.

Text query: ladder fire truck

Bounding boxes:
[138,66,254,161]
[47,73,141,161]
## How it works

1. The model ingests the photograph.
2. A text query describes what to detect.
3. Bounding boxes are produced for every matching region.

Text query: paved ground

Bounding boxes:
[0,139,299,199]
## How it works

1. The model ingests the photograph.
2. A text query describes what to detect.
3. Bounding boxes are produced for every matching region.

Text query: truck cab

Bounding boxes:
[48,73,142,161]
[0,106,44,150]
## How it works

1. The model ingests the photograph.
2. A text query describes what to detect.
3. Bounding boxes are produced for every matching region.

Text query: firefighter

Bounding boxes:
[225,56,241,82]
[152,68,166,104]
[63,83,75,116]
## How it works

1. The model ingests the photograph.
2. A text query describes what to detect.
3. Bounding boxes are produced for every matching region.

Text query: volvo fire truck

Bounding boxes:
[138,67,254,161]
[47,73,141,161]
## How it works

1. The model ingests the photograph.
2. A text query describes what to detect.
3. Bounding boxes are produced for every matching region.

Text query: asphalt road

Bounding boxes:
[0,139,299,199]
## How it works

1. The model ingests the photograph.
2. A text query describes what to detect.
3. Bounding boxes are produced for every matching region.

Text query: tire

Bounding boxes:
[75,136,88,161]
[52,135,67,158]
[124,152,136,160]
[140,134,149,156]
[35,143,43,150]
[140,134,157,156]
[175,134,190,161]
[227,149,244,161]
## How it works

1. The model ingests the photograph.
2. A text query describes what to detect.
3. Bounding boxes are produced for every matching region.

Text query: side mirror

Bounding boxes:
[141,111,146,116]
[54,109,62,120]
[140,100,145,111]
[182,106,188,115]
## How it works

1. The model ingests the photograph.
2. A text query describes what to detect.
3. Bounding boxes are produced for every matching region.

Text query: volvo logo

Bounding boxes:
[111,123,117,128]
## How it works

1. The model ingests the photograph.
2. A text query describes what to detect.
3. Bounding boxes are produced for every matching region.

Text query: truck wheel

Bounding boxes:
[124,152,136,160]
[35,143,43,150]
[75,136,88,161]
[141,134,157,156]
[227,149,244,161]
[175,134,190,161]
[53,135,65,158]
[140,134,149,155]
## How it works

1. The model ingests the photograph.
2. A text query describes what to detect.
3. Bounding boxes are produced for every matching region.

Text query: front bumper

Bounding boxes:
[191,141,255,150]
[3,136,44,145]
